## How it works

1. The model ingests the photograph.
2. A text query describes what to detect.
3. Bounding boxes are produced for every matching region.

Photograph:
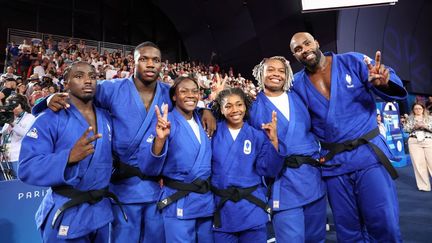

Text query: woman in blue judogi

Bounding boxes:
[210,87,284,243]
[249,56,327,243]
[151,76,215,243]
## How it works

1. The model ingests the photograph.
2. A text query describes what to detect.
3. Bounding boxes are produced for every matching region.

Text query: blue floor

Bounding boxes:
[325,165,432,243]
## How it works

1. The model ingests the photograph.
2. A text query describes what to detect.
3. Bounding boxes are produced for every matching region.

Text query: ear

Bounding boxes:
[315,40,320,48]
[172,94,177,103]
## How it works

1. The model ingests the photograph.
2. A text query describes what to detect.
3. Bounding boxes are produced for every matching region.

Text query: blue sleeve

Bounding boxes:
[94,80,116,110]
[18,112,79,187]
[255,131,284,178]
[31,96,49,116]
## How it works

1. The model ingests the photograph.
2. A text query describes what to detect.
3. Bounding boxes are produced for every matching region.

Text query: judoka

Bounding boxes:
[35,42,216,243]
[151,77,214,243]
[19,61,118,242]
[210,87,284,243]
[249,56,327,243]
[290,32,407,242]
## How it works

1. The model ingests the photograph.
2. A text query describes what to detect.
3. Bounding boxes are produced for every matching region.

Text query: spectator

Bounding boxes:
[404,103,432,192]
[0,77,17,105]
[0,94,35,181]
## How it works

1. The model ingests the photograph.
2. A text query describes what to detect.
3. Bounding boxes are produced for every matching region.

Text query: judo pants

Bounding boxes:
[213,224,267,243]
[41,223,109,243]
[163,216,214,243]
[272,195,326,243]
[325,164,402,242]
[110,202,164,243]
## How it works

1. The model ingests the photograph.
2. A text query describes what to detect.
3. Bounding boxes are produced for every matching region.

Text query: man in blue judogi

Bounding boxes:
[290,32,407,242]
[19,61,120,242]
[36,42,216,243]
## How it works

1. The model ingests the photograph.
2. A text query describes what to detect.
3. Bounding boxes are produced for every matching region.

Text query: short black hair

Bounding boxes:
[134,41,160,52]
[169,76,199,105]
[63,61,95,82]
[212,87,252,121]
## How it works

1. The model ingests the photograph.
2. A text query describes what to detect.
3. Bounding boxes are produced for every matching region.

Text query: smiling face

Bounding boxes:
[290,32,322,69]
[263,59,286,95]
[221,94,246,129]
[173,78,200,119]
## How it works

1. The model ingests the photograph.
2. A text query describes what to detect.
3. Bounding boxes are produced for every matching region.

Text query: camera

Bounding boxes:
[0,102,18,124]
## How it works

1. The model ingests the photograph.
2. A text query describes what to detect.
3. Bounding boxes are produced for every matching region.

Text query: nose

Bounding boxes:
[146,59,155,68]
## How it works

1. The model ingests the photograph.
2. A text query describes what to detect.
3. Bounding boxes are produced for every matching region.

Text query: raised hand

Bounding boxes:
[364,51,390,87]
[155,104,171,139]
[68,127,102,164]
[48,93,70,111]
[153,104,171,155]
[261,111,279,149]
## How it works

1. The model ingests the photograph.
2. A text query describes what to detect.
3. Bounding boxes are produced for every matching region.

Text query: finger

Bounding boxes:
[383,68,390,82]
[50,103,63,111]
[58,92,69,98]
[58,99,70,109]
[272,111,277,124]
[364,56,373,70]
[375,51,381,69]
[155,105,162,119]
[81,127,93,140]
[86,133,102,144]
[379,64,385,75]
[162,104,169,120]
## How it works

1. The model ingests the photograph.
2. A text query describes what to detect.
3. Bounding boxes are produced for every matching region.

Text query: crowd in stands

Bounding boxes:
[3,37,259,109]
[0,37,259,178]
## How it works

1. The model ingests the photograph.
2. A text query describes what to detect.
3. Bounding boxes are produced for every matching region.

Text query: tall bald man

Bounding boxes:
[290,32,406,242]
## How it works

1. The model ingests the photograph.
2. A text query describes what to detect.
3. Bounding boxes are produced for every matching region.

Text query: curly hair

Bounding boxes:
[252,56,293,91]
[212,87,252,121]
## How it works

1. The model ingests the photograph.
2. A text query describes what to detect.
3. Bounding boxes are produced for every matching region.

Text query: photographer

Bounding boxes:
[0,94,35,181]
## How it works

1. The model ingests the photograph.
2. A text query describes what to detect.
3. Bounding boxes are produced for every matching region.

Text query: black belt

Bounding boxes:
[320,128,398,179]
[284,155,335,168]
[157,177,210,210]
[110,159,160,182]
[51,186,127,228]
[211,185,272,228]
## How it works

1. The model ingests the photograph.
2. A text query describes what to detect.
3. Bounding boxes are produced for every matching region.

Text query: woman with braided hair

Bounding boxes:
[249,56,327,243]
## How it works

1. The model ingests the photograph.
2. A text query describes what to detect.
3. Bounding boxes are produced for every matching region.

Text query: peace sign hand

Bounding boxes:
[68,127,102,164]
[364,51,390,88]
[155,104,171,140]
[261,111,279,149]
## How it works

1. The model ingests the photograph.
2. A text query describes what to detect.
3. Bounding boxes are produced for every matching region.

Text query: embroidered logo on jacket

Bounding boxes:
[26,128,38,139]
[244,140,252,154]
[345,74,354,88]
[146,134,155,143]
[58,225,69,236]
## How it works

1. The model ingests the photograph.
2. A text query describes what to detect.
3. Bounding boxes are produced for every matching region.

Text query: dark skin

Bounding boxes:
[65,63,101,164]
[290,32,391,100]
[48,46,216,136]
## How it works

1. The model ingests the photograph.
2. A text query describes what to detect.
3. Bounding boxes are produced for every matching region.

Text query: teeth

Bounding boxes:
[270,78,280,83]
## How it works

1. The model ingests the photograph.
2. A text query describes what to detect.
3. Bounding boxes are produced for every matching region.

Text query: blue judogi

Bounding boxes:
[155,108,214,243]
[94,78,171,242]
[293,52,407,242]
[249,91,327,243]
[18,104,114,242]
[211,121,284,242]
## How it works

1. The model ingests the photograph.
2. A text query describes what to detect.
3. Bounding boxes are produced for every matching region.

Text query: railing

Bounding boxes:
[7,28,135,56]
